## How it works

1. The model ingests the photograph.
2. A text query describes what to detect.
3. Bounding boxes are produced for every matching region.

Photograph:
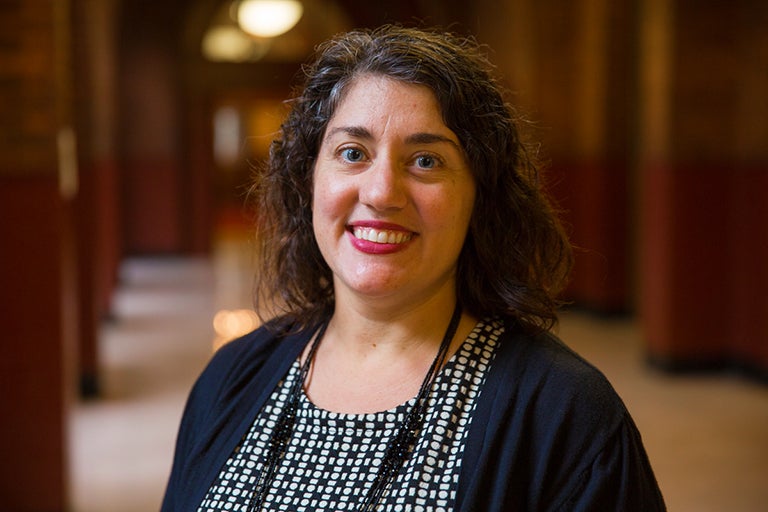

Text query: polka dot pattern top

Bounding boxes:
[198,318,503,511]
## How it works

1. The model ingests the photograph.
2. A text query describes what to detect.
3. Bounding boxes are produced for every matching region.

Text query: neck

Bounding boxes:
[326,288,460,357]
[304,297,473,414]
[301,279,480,410]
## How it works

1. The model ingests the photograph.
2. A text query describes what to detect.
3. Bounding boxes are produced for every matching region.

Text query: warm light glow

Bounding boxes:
[212,309,261,350]
[202,25,266,62]
[237,0,304,38]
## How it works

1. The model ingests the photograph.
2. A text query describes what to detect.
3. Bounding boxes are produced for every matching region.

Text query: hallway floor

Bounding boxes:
[70,236,768,511]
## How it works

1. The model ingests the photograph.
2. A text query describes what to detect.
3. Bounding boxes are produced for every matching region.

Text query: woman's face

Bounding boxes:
[312,74,476,310]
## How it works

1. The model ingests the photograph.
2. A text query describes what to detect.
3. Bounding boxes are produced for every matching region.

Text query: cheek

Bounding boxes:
[456,181,477,224]
[319,168,360,206]
[312,173,352,232]
[311,172,335,217]
[311,180,333,245]
[424,188,475,230]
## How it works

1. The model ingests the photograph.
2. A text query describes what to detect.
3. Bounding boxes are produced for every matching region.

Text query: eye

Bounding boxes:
[415,154,439,169]
[341,147,365,163]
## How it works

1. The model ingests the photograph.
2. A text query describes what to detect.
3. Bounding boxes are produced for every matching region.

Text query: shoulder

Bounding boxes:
[472,317,633,473]
[162,318,317,511]
[460,317,664,510]
[491,322,665,510]
[484,318,632,454]
[198,321,282,385]
[206,319,288,376]
[491,317,626,421]
[185,318,311,419]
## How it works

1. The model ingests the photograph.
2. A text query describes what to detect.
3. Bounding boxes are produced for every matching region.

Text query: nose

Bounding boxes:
[358,157,407,211]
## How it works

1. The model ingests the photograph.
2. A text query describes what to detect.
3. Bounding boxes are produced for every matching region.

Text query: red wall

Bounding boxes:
[0,176,75,510]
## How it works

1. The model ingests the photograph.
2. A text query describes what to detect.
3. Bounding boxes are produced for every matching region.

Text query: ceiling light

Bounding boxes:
[236,0,304,38]
[202,26,257,62]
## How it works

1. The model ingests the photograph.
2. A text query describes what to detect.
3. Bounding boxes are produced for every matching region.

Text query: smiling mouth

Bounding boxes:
[352,227,413,244]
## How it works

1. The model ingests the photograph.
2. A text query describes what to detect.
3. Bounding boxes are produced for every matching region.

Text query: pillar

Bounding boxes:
[638,0,768,375]
[0,0,77,508]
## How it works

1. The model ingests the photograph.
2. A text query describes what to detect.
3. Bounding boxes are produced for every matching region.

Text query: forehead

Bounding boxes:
[327,74,449,134]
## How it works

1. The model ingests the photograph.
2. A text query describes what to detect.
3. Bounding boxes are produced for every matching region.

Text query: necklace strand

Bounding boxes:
[245,305,462,512]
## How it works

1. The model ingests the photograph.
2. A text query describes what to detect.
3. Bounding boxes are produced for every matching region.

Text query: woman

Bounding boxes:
[162,25,665,511]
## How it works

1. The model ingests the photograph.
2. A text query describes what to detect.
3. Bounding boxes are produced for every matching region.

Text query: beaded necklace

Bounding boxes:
[245,305,462,512]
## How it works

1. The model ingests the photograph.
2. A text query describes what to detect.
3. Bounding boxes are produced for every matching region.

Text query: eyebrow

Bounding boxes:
[405,132,461,150]
[325,126,372,141]
[325,126,461,151]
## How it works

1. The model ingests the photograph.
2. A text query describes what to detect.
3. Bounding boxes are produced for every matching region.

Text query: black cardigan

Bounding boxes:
[161,318,666,511]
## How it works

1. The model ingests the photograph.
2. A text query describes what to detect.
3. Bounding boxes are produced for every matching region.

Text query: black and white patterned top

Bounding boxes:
[198,318,503,512]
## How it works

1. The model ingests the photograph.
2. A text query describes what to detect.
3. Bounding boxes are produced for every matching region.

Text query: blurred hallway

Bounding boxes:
[70,232,768,512]
[4,1,768,509]
[69,229,255,511]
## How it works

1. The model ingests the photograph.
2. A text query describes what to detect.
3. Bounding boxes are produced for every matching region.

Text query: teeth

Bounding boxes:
[353,227,412,244]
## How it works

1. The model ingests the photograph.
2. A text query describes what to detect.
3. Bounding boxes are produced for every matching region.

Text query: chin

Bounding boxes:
[340,276,407,299]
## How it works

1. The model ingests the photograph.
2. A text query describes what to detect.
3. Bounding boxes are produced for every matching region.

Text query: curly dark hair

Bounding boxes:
[250,25,572,333]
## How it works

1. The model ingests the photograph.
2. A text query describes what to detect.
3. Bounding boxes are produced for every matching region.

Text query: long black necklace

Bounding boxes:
[245,304,463,512]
